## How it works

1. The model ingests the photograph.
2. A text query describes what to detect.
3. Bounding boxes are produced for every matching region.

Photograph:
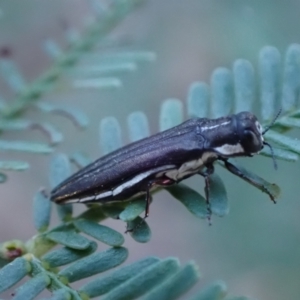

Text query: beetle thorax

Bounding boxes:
[201,112,264,157]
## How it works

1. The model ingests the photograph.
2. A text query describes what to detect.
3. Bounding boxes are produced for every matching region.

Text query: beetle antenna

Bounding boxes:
[261,109,281,170]
[262,108,282,135]
[263,141,278,170]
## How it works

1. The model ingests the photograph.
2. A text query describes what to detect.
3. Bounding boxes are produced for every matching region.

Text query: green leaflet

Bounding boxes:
[258,46,281,121]
[49,153,71,188]
[233,59,255,113]
[102,205,125,220]
[33,189,51,232]
[142,262,200,300]
[47,289,72,300]
[0,258,31,293]
[166,183,207,219]
[119,197,146,221]
[71,61,137,77]
[127,217,151,243]
[188,281,227,300]
[12,273,50,300]
[73,77,122,90]
[290,108,300,118]
[49,153,73,220]
[89,51,156,63]
[277,116,300,128]
[46,230,91,250]
[282,44,300,111]
[74,219,124,246]
[187,82,209,118]
[264,130,300,155]
[160,98,183,131]
[260,146,298,162]
[100,117,122,155]
[0,140,52,154]
[77,206,107,223]
[101,258,180,300]
[42,241,97,268]
[211,67,233,118]
[80,257,160,298]
[58,247,128,283]
[0,160,29,171]
[209,174,229,217]
[127,111,150,142]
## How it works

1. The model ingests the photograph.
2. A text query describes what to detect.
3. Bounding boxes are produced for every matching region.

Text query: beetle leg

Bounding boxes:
[222,159,276,203]
[143,177,176,218]
[144,182,153,218]
[125,182,153,233]
[198,163,215,224]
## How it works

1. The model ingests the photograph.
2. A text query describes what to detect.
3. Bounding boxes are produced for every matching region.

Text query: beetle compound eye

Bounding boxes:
[242,130,262,152]
[245,130,258,143]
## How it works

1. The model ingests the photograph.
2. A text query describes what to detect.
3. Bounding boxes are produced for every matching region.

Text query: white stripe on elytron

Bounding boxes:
[79,195,95,202]
[65,198,81,203]
[201,121,230,132]
[214,143,244,155]
[95,191,112,200]
[112,165,176,196]
[78,191,113,203]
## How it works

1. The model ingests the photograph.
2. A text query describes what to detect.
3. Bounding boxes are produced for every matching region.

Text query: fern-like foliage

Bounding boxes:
[2,42,300,299]
[1,0,300,299]
[0,0,151,177]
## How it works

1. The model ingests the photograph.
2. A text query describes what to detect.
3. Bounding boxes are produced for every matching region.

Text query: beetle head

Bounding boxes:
[235,111,264,154]
[233,110,280,169]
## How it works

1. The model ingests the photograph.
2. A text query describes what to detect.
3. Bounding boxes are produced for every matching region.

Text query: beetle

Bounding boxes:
[51,111,279,219]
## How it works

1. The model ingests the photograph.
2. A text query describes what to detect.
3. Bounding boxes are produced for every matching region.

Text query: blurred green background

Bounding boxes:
[1,0,300,299]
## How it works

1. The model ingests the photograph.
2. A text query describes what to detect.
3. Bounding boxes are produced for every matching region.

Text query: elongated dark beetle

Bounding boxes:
[51,111,279,219]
